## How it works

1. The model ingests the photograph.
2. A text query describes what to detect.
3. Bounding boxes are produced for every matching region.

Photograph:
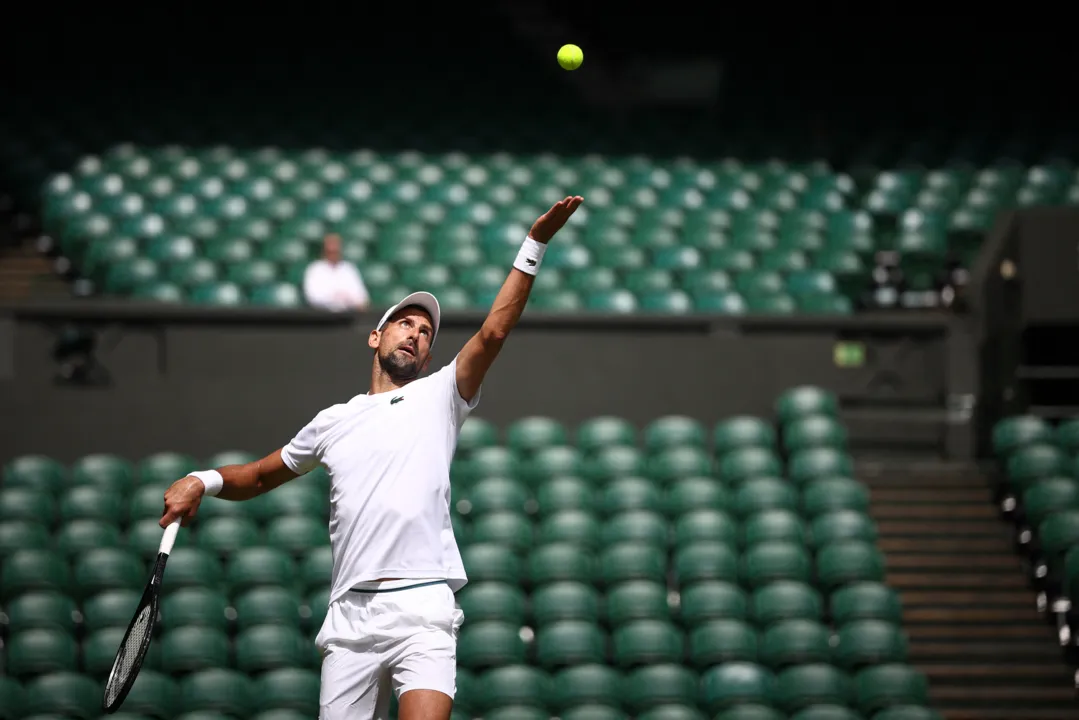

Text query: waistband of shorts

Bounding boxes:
[348,579,448,594]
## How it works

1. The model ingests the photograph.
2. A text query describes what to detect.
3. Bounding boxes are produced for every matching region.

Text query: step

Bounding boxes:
[942,709,1079,720]
[932,685,1077,703]
[905,621,1054,641]
[878,537,1011,553]
[869,504,998,519]
[884,554,1021,571]
[908,640,1063,661]
[877,520,1007,538]
[903,607,1045,623]
[920,663,1075,682]
[861,474,990,488]
[898,590,1034,607]
[887,572,1029,591]
[869,488,994,503]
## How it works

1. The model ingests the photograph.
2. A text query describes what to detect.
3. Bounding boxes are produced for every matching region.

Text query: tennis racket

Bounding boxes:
[101,519,181,714]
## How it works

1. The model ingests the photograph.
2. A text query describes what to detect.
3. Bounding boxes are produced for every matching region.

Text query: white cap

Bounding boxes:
[376,291,441,345]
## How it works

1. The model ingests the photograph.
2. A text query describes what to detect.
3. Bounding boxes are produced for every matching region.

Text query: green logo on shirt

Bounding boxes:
[390,396,404,405]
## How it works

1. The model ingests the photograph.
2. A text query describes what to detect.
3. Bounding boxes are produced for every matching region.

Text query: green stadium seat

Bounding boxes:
[459,622,527,669]
[162,627,231,673]
[463,544,522,584]
[679,581,748,626]
[583,446,645,481]
[855,664,928,715]
[161,587,229,631]
[741,542,812,588]
[165,547,225,593]
[74,548,145,595]
[0,488,56,524]
[70,454,134,491]
[551,665,622,715]
[689,619,758,667]
[229,547,298,593]
[622,664,698,713]
[464,477,530,516]
[234,586,303,630]
[20,672,100,719]
[810,510,877,547]
[606,580,669,626]
[5,628,78,677]
[82,589,141,631]
[127,517,191,559]
[647,446,713,484]
[600,478,662,516]
[2,549,70,599]
[602,510,669,547]
[236,625,313,672]
[137,452,199,486]
[644,416,706,450]
[602,543,668,586]
[699,662,776,714]
[783,415,848,452]
[834,619,908,670]
[1022,477,1079,527]
[197,516,262,555]
[674,509,737,548]
[760,619,832,668]
[0,677,23,720]
[3,455,67,493]
[60,486,124,523]
[830,582,903,626]
[167,258,219,287]
[817,542,887,590]
[1054,418,1079,455]
[251,669,320,715]
[802,477,869,517]
[536,477,595,515]
[742,510,806,547]
[536,510,601,547]
[531,581,600,626]
[128,484,168,521]
[55,518,121,555]
[664,477,729,518]
[0,520,49,556]
[190,281,245,306]
[776,387,838,424]
[713,706,783,720]
[507,416,568,451]
[788,448,854,484]
[774,663,853,713]
[718,448,782,485]
[180,669,254,717]
[264,516,327,554]
[611,619,683,667]
[456,582,526,625]
[530,543,595,585]
[873,707,943,720]
[1006,444,1068,491]
[535,620,607,668]
[4,591,77,634]
[733,478,798,517]
[470,511,534,551]
[133,280,185,302]
[674,542,738,586]
[713,417,777,456]
[576,417,637,451]
[751,581,823,626]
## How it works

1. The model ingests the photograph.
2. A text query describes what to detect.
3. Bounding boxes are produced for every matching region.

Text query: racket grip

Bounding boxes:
[159,520,181,555]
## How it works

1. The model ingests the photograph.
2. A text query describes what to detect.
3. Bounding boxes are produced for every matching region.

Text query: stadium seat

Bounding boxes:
[3,591,78,633]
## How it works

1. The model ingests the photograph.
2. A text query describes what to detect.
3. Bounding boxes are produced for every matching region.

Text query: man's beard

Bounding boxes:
[378,345,422,384]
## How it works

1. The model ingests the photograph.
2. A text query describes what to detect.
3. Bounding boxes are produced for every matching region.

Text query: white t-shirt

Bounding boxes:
[303,259,370,311]
[280,355,479,602]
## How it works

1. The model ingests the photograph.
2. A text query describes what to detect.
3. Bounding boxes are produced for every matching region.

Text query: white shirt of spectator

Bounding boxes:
[280,355,479,603]
[303,259,370,311]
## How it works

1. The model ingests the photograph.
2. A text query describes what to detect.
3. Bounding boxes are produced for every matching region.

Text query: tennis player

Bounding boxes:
[159,195,584,720]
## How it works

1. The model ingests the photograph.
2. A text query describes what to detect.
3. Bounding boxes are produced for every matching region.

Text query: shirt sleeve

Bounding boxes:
[352,266,370,306]
[280,411,324,475]
[444,353,481,427]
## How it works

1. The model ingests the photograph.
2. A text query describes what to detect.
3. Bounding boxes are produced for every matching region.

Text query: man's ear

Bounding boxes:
[368,330,380,350]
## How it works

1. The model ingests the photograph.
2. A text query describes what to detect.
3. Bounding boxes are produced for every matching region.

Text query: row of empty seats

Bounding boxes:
[992,415,1079,641]
[39,145,1020,311]
[1,387,940,719]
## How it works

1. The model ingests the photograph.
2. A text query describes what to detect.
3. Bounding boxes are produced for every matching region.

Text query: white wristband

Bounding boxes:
[513,236,547,276]
[190,470,223,497]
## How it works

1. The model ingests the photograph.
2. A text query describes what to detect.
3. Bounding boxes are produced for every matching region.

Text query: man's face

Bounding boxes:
[324,235,342,264]
[369,306,434,383]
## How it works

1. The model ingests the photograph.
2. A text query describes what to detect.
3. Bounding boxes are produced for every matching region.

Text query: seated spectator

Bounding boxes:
[303,233,370,311]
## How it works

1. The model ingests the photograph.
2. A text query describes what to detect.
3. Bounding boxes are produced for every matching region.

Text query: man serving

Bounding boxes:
[159,196,584,720]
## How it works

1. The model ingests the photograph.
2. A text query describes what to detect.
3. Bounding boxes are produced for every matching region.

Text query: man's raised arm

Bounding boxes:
[456,196,583,402]
[159,448,299,527]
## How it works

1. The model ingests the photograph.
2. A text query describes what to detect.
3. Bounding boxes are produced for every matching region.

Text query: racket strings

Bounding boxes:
[105,603,153,706]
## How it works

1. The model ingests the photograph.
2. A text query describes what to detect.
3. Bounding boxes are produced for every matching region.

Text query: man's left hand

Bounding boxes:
[530,196,584,244]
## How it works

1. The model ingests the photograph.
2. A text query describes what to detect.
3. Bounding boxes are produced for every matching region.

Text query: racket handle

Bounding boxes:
[159,520,182,556]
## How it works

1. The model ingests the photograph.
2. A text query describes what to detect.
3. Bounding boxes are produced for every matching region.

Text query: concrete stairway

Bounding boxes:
[860,462,1078,719]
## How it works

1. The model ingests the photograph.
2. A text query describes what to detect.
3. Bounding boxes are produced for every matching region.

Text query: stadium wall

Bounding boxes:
[0,305,974,464]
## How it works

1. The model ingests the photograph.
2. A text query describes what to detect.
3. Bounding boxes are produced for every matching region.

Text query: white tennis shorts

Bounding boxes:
[316,579,464,720]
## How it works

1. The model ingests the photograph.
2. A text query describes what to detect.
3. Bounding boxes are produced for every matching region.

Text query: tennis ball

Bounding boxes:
[557,44,583,71]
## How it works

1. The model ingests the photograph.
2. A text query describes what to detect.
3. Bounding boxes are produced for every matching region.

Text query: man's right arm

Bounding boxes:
[159,448,298,527]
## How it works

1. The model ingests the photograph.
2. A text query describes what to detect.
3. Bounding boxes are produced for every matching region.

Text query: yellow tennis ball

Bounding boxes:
[557,44,583,71]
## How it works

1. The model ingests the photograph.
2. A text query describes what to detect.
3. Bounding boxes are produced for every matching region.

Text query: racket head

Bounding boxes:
[101,555,166,714]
